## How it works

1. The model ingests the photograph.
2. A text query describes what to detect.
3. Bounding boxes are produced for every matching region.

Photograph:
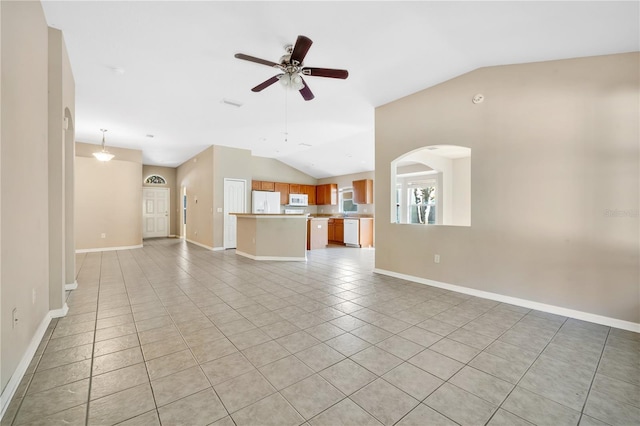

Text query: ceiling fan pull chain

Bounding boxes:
[284,90,288,143]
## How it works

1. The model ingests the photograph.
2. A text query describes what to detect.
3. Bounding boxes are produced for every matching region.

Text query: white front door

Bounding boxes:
[224,179,246,249]
[143,188,169,238]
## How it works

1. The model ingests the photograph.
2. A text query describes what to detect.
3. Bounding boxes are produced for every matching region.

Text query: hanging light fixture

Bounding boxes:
[93,129,114,162]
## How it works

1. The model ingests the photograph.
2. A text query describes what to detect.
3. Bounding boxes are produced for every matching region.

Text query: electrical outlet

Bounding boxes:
[101,233,106,238]
[12,308,18,328]
[434,254,440,264]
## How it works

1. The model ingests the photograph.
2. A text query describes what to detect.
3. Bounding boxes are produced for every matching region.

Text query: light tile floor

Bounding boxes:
[2,239,639,425]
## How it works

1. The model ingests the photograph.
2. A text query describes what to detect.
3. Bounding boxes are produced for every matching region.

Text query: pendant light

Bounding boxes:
[93,129,114,161]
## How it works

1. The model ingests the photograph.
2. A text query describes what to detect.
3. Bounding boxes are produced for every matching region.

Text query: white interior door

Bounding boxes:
[224,179,246,249]
[143,188,169,238]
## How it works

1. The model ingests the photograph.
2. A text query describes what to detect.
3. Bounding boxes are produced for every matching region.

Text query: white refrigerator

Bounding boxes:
[252,191,281,214]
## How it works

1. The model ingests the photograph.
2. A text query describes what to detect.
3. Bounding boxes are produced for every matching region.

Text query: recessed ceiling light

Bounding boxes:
[299,143,312,147]
[146,134,154,138]
[110,66,125,75]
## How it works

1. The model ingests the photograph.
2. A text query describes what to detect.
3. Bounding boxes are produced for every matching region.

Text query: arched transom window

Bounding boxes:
[144,175,166,185]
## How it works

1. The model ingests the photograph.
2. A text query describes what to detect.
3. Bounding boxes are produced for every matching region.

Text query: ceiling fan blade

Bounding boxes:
[290,35,313,65]
[235,53,279,68]
[251,75,282,92]
[302,68,349,79]
[299,77,314,101]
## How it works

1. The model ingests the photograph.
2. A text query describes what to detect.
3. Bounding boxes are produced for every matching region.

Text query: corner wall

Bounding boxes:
[375,53,639,325]
[1,0,50,392]
[176,146,214,248]
[213,145,252,248]
[75,142,142,251]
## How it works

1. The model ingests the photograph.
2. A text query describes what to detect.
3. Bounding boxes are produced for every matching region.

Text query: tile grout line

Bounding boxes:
[115,249,162,424]
[85,251,104,426]
[577,327,611,425]
[482,314,571,425]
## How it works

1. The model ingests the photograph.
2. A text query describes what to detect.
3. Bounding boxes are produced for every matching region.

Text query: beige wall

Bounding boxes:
[213,146,252,248]
[452,156,471,226]
[251,156,317,185]
[75,142,142,250]
[47,27,75,311]
[176,146,214,247]
[375,53,639,324]
[317,171,375,214]
[143,165,178,236]
[1,0,50,391]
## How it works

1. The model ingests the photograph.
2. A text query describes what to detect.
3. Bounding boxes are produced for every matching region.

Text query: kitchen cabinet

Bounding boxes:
[302,185,316,205]
[251,180,276,191]
[334,218,344,243]
[307,218,329,250]
[353,179,373,204]
[359,218,374,248]
[274,182,289,205]
[327,219,335,241]
[289,184,301,194]
[261,181,275,191]
[316,183,337,205]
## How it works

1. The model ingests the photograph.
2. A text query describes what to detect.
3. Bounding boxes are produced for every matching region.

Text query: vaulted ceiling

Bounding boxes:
[42,1,639,178]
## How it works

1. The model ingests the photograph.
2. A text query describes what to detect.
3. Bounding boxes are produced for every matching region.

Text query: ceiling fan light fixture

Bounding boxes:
[93,129,115,162]
[278,73,305,91]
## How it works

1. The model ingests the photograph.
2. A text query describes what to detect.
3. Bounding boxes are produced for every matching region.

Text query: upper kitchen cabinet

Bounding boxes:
[316,183,337,205]
[302,185,316,205]
[260,181,275,191]
[274,182,290,205]
[252,180,276,191]
[353,179,373,204]
[289,183,301,194]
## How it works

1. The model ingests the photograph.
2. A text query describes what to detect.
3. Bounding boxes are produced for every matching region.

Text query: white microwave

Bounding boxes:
[289,194,308,206]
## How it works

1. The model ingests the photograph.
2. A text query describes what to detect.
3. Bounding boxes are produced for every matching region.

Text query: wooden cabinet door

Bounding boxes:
[353,179,373,204]
[251,180,261,190]
[274,182,289,205]
[359,218,374,248]
[327,220,335,241]
[316,184,337,205]
[316,185,326,205]
[289,184,301,194]
[260,181,275,191]
[304,185,316,205]
[334,219,344,243]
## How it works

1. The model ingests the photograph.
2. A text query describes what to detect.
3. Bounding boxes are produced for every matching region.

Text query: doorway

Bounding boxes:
[142,187,170,238]
[224,178,246,249]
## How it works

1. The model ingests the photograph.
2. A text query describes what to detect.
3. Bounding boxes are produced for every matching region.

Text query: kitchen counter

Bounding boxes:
[307,217,329,250]
[231,214,307,261]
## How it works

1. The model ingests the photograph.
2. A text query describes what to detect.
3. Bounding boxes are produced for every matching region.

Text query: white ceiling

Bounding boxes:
[41,1,638,178]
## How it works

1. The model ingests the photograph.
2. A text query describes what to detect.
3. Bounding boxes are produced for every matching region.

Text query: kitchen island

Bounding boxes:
[232,213,308,261]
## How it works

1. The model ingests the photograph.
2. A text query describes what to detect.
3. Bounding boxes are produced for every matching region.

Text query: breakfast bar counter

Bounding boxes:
[232,213,308,261]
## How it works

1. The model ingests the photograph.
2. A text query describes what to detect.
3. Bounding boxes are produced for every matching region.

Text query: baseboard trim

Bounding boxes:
[75,244,143,253]
[185,239,214,251]
[50,303,69,319]
[236,250,306,262]
[64,281,78,291]
[213,247,225,251]
[0,310,53,420]
[373,268,640,333]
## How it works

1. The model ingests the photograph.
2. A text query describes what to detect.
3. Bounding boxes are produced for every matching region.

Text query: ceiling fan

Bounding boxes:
[235,35,349,101]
